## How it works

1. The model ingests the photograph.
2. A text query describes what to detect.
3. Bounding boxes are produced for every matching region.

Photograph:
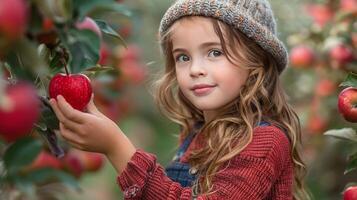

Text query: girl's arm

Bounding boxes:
[49,96,292,199]
[49,95,136,174]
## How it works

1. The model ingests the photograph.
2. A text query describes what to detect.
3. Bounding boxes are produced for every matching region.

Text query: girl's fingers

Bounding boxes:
[86,94,102,116]
[49,99,82,132]
[49,99,67,123]
[57,95,85,124]
[67,142,85,151]
[59,123,83,145]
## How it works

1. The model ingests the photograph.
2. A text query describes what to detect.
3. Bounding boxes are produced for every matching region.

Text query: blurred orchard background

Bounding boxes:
[0,0,356,199]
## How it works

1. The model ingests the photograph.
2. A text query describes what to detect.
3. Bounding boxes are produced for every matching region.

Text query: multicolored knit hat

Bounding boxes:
[159,0,288,73]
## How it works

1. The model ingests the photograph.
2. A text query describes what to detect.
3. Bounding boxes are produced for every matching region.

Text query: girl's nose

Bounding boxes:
[190,60,207,77]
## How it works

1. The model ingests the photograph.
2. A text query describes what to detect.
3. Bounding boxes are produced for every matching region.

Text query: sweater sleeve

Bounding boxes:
[116,126,292,200]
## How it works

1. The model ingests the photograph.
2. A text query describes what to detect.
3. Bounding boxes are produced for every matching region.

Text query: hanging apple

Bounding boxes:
[26,151,63,171]
[61,149,85,178]
[79,151,105,172]
[338,87,357,123]
[329,44,354,66]
[49,73,92,111]
[0,0,28,40]
[344,186,357,200]
[289,45,315,68]
[340,0,357,13]
[0,82,40,142]
[98,43,110,65]
[315,79,337,97]
[306,4,334,27]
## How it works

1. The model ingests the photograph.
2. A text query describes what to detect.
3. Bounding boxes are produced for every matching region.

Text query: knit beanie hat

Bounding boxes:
[159,0,288,73]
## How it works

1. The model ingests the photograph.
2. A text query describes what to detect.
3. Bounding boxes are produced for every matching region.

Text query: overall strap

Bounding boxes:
[178,133,196,155]
[174,121,204,161]
[257,121,270,127]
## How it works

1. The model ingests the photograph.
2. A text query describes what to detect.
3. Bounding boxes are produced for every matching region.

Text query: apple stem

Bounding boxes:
[64,65,70,76]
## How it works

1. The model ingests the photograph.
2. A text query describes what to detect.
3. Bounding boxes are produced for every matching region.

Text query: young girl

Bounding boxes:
[49,0,310,199]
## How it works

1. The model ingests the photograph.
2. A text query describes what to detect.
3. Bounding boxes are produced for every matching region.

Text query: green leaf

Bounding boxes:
[53,170,81,191]
[34,0,73,23]
[60,29,100,73]
[3,137,42,174]
[4,40,49,82]
[73,0,131,19]
[340,73,357,88]
[13,176,36,199]
[26,168,80,191]
[345,152,357,175]
[95,20,127,47]
[5,51,35,81]
[86,65,115,72]
[324,128,357,142]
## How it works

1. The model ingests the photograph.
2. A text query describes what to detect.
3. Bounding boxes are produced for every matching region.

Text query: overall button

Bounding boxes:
[124,184,141,198]
[189,167,198,175]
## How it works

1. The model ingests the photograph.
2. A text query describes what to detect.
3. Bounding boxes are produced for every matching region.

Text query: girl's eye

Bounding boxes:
[208,49,223,57]
[175,54,190,62]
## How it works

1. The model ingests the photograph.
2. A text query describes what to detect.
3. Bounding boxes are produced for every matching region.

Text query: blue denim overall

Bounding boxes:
[165,121,271,188]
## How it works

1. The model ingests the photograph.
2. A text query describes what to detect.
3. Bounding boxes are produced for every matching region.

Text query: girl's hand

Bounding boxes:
[49,95,137,174]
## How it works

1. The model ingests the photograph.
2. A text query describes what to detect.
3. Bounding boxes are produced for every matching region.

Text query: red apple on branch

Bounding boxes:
[26,151,63,171]
[307,114,328,134]
[305,4,334,27]
[330,44,354,66]
[79,151,105,172]
[315,79,337,97]
[49,73,92,111]
[98,43,110,65]
[338,87,357,123]
[61,149,85,178]
[0,0,28,40]
[290,45,315,68]
[340,0,357,13]
[0,82,40,142]
[344,186,357,200]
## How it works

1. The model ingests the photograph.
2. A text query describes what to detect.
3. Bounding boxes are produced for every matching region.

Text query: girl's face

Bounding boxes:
[170,17,249,121]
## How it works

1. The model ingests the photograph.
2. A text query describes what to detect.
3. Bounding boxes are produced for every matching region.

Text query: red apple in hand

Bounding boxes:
[338,87,357,123]
[49,73,92,111]
[344,186,357,200]
[0,82,40,142]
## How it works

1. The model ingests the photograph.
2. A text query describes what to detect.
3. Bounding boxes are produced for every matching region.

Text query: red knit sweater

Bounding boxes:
[117,125,293,199]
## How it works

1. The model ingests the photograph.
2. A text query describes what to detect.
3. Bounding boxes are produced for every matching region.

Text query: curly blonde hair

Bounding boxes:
[152,16,311,199]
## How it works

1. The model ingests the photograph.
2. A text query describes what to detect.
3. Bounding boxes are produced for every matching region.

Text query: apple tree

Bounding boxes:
[0,0,146,199]
[285,0,356,198]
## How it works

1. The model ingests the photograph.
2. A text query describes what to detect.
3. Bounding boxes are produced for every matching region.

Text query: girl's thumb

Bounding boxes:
[86,94,101,115]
